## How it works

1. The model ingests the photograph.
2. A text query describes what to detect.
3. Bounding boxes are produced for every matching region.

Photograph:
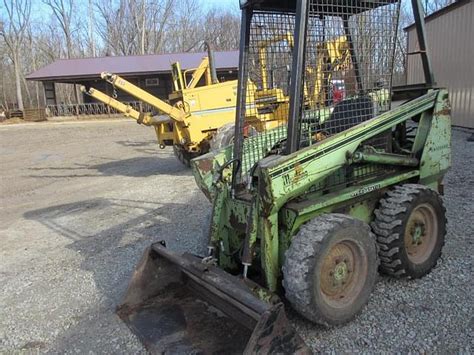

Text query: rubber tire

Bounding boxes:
[283,214,378,327]
[371,184,446,279]
[210,123,235,151]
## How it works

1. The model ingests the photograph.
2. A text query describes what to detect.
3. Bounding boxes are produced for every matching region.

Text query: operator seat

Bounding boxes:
[322,96,374,135]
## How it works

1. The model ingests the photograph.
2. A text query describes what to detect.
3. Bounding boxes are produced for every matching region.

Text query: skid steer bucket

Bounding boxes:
[117,242,309,354]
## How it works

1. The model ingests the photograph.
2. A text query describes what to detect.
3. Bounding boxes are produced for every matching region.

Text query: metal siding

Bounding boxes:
[407,1,474,128]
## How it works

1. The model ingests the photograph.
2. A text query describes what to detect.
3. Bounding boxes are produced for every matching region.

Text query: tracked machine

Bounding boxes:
[117,0,451,353]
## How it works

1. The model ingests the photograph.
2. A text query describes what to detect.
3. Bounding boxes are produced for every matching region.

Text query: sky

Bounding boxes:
[203,0,239,10]
[26,0,241,23]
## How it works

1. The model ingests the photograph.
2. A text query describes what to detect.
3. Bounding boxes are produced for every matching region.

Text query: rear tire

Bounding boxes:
[172,145,191,167]
[283,214,378,327]
[210,123,235,150]
[371,184,446,278]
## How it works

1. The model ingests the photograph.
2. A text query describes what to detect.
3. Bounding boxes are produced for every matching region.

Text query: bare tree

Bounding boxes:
[132,0,147,54]
[0,0,31,110]
[87,0,96,57]
[148,0,174,53]
[424,0,455,14]
[201,8,240,51]
[43,0,76,58]
[95,0,176,56]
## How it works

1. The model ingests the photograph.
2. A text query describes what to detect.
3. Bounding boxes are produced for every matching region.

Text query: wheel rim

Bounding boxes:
[319,240,368,308]
[404,203,438,264]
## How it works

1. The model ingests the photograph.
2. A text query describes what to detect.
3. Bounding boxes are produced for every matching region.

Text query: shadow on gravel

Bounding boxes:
[114,139,165,156]
[91,156,186,177]
[115,140,156,147]
[23,196,209,256]
[27,156,188,178]
[24,194,211,351]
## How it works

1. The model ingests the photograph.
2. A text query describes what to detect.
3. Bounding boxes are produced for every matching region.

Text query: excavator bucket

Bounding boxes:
[117,242,309,354]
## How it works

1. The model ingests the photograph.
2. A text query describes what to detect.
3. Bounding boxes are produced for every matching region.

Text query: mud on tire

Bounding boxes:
[371,184,446,279]
[283,214,378,327]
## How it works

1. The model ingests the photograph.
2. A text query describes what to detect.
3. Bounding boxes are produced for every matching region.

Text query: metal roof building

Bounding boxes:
[405,0,473,128]
[27,51,239,106]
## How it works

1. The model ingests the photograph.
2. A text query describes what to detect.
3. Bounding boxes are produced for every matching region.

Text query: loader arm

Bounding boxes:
[101,72,186,122]
[260,91,441,213]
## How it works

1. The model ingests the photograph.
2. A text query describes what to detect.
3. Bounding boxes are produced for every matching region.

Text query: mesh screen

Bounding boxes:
[299,0,400,149]
[239,11,295,175]
[237,1,401,182]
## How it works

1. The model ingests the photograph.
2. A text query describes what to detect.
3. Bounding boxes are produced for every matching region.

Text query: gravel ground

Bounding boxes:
[0,120,472,353]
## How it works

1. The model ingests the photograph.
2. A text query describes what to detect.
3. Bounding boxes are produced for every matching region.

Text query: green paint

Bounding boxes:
[419,89,451,184]
[412,225,423,244]
[351,149,419,167]
[334,262,348,282]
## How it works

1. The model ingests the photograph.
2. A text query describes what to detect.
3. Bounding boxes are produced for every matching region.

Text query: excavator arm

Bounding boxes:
[307,35,351,108]
[258,32,294,90]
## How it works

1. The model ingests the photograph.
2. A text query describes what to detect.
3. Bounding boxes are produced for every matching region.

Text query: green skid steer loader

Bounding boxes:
[117,0,451,353]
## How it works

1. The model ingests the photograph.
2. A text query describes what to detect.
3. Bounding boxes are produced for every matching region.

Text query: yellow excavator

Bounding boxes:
[307,35,352,109]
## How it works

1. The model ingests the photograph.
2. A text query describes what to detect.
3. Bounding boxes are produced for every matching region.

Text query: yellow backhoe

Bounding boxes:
[83,38,350,165]
[81,44,239,165]
[82,43,282,165]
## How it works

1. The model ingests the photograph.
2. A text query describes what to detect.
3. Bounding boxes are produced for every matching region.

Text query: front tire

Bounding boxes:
[371,184,446,278]
[283,214,378,327]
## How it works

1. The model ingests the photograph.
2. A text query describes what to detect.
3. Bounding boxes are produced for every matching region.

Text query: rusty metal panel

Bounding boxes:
[406,0,473,128]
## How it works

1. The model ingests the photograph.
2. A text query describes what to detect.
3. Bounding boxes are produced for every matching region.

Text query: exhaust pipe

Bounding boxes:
[204,41,219,84]
[117,242,309,354]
